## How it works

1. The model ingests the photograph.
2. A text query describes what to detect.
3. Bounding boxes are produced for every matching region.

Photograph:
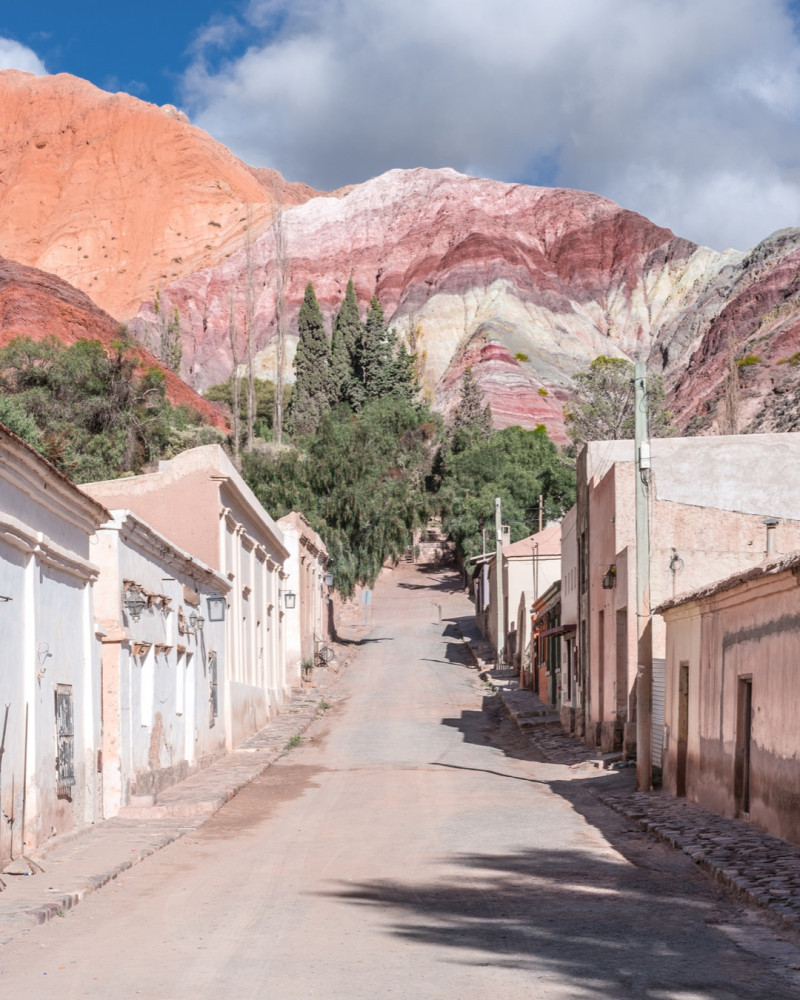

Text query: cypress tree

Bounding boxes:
[451,366,492,450]
[352,297,396,408]
[287,282,332,437]
[330,279,361,406]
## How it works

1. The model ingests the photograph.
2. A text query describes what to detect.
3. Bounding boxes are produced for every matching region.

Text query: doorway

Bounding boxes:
[676,661,689,797]
[734,676,753,816]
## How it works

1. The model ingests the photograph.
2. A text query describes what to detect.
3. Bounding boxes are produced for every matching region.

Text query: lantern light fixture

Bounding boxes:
[123,586,147,621]
[206,595,226,622]
[323,571,334,587]
[188,610,205,632]
[280,589,297,610]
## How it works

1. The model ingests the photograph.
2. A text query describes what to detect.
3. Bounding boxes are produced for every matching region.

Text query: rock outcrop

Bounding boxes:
[132,168,800,440]
[0,70,324,320]
[123,168,721,438]
[0,256,229,431]
[3,70,800,442]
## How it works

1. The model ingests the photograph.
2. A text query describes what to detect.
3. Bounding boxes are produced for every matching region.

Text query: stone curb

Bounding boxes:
[594,790,800,936]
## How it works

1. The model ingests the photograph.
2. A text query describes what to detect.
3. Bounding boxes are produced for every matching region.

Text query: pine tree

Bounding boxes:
[330,279,360,406]
[287,282,332,437]
[352,297,409,408]
[450,366,492,450]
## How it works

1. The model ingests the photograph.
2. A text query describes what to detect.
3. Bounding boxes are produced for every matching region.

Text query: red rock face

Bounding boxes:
[0,70,325,320]
[130,168,694,441]
[3,70,800,442]
[0,257,229,431]
[665,231,800,434]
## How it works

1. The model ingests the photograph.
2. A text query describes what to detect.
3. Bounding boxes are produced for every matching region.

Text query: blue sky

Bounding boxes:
[0,3,241,103]
[3,1,800,253]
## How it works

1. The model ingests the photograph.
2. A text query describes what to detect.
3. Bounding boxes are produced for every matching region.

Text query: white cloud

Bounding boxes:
[181,0,800,251]
[0,37,47,75]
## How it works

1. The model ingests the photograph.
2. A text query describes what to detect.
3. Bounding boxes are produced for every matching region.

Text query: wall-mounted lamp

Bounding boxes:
[601,565,616,589]
[206,596,226,622]
[280,589,297,609]
[323,571,334,588]
[123,586,146,621]
[188,611,205,632]
[669,549,685,574]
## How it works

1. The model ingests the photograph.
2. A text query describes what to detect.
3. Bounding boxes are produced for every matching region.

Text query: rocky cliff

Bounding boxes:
[3,71,800,442]
[0,70,324,320]
[0,257,229,431]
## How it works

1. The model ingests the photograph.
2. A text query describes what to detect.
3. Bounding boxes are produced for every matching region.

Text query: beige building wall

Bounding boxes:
[579,436,800,753]
[93,511,230,815]
[659,558,800,845]
[278,512,329,684]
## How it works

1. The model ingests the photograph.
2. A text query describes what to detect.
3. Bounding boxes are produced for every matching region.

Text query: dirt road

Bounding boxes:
[1,563,798,998]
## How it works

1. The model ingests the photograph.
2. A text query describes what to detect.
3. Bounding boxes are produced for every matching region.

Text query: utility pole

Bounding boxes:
[634,362,653,792]
[495,496,504,668]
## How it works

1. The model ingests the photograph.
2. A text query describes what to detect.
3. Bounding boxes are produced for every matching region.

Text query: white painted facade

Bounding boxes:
[0,426,108,860]
[92,511,230,815]
[82,446,291,750]
[277,512,329,685]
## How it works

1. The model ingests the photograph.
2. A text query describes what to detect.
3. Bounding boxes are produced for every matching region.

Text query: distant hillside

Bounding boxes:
[2,70,800,442]
[0,255,229,432]
[0,69,325,319]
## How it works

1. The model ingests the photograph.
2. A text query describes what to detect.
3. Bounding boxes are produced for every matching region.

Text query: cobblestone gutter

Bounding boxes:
[595,790,800,936]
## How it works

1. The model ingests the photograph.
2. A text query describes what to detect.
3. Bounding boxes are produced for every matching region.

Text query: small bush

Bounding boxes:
[538,387,549,396]
[736,353,761,368]
[515,352,529,363]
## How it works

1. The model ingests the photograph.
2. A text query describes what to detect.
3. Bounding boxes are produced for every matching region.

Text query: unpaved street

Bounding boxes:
[1,563,799,998]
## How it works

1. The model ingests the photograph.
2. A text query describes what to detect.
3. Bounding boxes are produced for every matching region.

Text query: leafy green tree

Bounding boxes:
[244,397,440,596]
[205,376,292,442]
[565,355,673,446]
[0,335,221,483]
[0,393,43,448]
[438,424,575,562]
[287,282,332,437]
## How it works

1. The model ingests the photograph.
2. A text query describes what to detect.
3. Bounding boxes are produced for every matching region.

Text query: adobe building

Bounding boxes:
[277,512,329,684]
[574,433,800,758]
[82,445,291,749]
[472,523,561,666]
[657,553,800,845]
[0,425,108,860]
[92,510,231,815]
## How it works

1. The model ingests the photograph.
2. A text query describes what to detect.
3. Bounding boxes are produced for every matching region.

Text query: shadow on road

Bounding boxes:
[397,569,464,593]
[333,636,393,647]
[319,846,754,996]
[441,697,548,764]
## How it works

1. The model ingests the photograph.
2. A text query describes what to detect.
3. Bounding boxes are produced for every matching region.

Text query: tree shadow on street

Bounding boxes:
[318,846,765,998]
[333,636,393,647]
[422,641,475,668]
[397,569,464,594]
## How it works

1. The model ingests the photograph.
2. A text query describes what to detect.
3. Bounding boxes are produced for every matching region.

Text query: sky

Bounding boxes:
[3,1,800,252]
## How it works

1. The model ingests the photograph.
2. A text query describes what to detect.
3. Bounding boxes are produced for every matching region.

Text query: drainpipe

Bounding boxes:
[764,518,779,557]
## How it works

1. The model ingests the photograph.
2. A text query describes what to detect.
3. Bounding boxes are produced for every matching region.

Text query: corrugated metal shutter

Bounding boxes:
[651,657,666,768]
